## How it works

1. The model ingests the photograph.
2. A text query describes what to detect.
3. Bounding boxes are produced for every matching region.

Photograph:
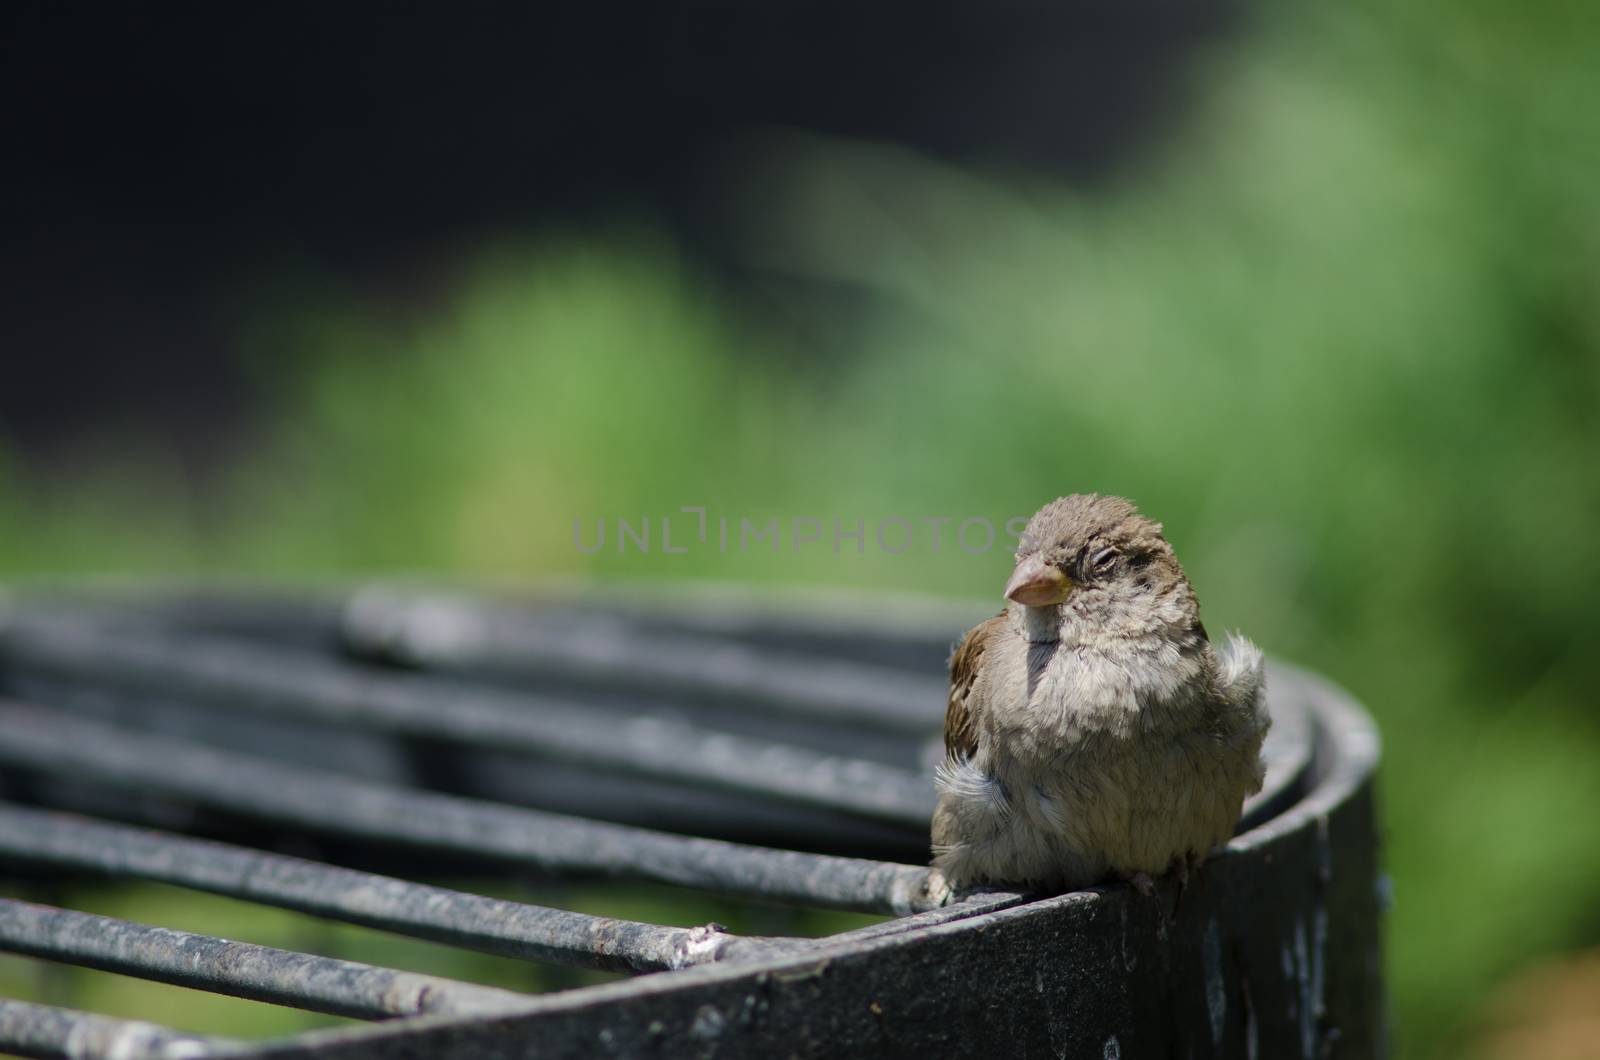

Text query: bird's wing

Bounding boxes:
[944,612,1006,760]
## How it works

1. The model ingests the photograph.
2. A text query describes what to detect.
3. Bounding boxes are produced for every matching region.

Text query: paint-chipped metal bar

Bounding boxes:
[0,616,935,826]
[0,803,774,974]
[0,899,529,1021]
[0,703,936,915]
[0,997,239,1060]
[339,587,947,731]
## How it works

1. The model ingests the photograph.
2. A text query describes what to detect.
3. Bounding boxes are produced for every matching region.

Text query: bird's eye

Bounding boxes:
[1090,547,1118,573]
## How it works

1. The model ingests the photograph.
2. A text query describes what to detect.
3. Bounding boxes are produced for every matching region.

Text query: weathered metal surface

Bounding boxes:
[0,703,935,915]
[0,804,765,974]
[0,899,527,1021]
[0,997,239,1060]
[340,587,947,732]
[0,586,1382,1059]
[0,617,934,826]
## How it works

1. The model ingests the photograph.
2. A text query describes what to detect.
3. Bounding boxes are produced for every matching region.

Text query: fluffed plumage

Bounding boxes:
[931,494,1269,894]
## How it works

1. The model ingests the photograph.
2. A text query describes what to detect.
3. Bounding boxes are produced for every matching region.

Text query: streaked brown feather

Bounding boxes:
[944,612,1005,759]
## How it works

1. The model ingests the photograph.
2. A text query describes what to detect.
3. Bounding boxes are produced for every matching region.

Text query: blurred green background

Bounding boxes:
[3,1,1599,1056]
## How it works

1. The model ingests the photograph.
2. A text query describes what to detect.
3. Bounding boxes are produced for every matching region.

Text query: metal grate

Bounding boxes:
[0,584,1379,1059]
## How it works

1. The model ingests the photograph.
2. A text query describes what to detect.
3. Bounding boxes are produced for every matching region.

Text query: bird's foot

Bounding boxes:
[923,868,957,908]
[1169,855,1192,918]
[1123,871,1157,898]
[1168,852,1208,919]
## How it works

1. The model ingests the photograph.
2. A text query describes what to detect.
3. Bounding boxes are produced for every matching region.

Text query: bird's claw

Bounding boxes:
[923,869,956,908]
[1168,852,1207,919]
[1170,855,1192,919]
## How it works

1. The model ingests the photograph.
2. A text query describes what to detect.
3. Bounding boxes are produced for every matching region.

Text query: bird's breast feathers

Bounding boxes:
[978,630,1213,752]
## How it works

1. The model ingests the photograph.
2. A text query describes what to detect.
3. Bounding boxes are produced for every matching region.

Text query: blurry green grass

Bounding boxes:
[2,0,1599,1056]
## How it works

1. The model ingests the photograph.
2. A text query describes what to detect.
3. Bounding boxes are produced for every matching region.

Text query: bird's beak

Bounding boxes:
[1004,555,1073,607]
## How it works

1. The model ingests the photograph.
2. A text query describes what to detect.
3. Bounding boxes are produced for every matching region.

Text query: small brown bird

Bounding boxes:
[930,494,1269,898]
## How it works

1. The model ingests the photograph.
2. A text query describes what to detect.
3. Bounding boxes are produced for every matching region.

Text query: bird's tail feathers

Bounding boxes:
[1218,632,1269,734]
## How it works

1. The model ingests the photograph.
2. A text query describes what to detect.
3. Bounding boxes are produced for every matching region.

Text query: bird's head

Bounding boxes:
[1005,494,1194,636]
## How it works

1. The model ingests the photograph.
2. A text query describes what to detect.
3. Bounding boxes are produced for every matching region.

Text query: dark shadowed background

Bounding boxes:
[3,2,1598,1056]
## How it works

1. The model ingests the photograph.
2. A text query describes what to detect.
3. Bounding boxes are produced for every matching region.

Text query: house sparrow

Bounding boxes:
[930,494,1269,899]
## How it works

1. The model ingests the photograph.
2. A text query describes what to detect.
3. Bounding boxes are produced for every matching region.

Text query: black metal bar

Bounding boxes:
[0,997,238,1060]
[339,588,947,731]
[0,899,528,1022]
[0,703,937,915]
[0,616,935,827]
[0,803,773,974]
